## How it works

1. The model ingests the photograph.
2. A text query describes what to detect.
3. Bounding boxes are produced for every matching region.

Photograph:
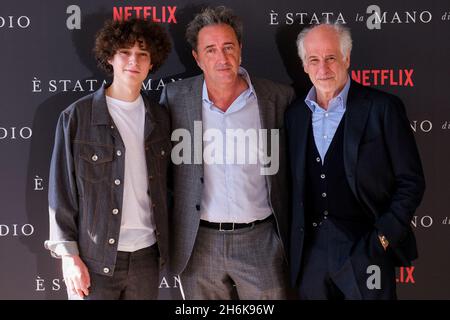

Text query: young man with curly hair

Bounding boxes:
[44,18,172,300]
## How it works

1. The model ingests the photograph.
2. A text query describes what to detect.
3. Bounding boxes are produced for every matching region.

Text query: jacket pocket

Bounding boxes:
[77,143,114,183]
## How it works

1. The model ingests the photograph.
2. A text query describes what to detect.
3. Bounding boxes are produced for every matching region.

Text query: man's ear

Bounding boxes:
[344,53,351,69]
[192,49,198,62]
[192,49,201,69]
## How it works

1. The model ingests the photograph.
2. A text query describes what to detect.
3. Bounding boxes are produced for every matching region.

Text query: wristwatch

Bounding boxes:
[378,234,389,250]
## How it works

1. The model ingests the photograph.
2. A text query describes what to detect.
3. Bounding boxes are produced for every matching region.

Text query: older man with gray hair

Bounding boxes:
[285,22,425,299]
[160,6,294,299]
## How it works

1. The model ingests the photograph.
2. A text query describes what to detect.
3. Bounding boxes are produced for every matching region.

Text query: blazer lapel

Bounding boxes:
[185,76,203,123]
[185,75,204,173]
[294,105,311,187]
[343,81,371,200]
[252,79,276,192]
[252,79,276,130]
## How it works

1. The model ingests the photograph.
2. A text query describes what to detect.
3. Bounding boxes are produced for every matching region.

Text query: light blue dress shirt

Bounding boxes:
[200,67,272,223]
[304,76,351,164]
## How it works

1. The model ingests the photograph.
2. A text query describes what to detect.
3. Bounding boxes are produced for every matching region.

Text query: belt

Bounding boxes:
[200,215,273,231]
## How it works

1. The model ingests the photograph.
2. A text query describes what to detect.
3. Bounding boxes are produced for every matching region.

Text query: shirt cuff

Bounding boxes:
[44,240,79,258]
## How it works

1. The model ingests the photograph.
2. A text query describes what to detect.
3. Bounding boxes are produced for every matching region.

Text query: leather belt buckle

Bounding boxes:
[219,222,235,231]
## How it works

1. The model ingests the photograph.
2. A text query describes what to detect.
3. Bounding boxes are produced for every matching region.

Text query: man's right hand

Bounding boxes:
[62,255,91,298]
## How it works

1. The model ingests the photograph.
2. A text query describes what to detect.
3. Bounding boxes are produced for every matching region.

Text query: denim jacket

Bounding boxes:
[44,85,171,276]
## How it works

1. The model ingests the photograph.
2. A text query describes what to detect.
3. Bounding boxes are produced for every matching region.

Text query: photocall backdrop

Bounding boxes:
[1,0,449,299]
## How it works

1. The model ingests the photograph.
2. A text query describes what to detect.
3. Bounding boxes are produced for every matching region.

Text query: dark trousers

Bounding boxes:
[298,219,396,300]
[68,245,159,300]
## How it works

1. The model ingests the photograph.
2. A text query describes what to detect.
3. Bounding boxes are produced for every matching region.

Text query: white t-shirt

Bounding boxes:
[106,95,156,252]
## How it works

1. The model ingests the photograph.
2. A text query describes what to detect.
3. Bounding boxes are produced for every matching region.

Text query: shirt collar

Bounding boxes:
[202,66,255,109]
[305,75,351,113]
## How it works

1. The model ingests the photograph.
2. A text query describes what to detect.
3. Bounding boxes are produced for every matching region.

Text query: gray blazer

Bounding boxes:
[160,74,295,275]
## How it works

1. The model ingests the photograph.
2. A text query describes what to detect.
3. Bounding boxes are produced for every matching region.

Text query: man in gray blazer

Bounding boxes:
[160,6,295,299]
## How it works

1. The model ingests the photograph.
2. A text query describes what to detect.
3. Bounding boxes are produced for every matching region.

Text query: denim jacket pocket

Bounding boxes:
[78,143,114,183]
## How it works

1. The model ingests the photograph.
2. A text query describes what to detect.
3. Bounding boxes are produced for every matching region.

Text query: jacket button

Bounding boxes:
[114,179,121,185]
[103,267,110,274]
[112,208,119,215]
[108,238,115,244]
[116,150,122,156]
[161,150,165,156]
[91,154,98,162]
[195,204,200,211]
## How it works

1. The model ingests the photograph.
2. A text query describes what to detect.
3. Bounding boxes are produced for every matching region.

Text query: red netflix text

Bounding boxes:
[351,69,414,87]
[113,6,177,23]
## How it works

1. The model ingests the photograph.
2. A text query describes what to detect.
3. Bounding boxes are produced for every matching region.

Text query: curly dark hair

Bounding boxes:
[94,18,172,75]
[186,6,243,51]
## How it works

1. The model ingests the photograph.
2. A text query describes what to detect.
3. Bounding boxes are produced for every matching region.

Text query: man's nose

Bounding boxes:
[317,60,328,70]
[128,54,138,65]
[217,49,228,62]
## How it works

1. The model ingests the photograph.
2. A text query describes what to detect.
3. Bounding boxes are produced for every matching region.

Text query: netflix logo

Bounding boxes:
[351,69,414,87]
[396,266,416,284]
[113,6,177,23]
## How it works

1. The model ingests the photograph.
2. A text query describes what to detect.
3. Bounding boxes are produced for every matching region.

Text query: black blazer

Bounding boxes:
[285,80,425,286]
